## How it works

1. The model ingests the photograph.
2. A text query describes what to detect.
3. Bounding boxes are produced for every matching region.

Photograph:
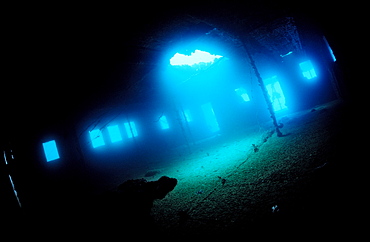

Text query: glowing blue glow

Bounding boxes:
[328,48,336,62]
[265,76,288,112]
[8,174,21,207]
[107,125,122,143]
[170,50,223,66]
[323,36,336,62]
[42,140,60,162]
[201,102,220,132]
[159,115,170,129]
[3,151,8,165]
[89,129,105,148]
[235,88,250,102]
[124,122,138,138]
[184,109,192,122]
[280,51,293,58]
[299,60,317,79]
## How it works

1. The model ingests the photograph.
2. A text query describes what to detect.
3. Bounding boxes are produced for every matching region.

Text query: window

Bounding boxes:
[201,102,220,132]
[107,125,122,143]
[89,129,105,148]
[159,115,170,129]
[299,60,317,79]
[235,88,250,102]
[183,109,193,122]
[124,122,138,138]
[264,76,288,112]
[42,140,60,162]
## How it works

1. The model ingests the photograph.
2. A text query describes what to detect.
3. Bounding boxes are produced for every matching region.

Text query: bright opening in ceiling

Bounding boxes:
[170,50,223,67]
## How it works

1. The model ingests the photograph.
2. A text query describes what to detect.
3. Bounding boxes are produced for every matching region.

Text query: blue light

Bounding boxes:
[170,50,223,66]
[183,109,193,122]
[3,151,8,165]
[107,125,122,143]
[159,115,170,129]
[42,140,60,162]
[323,36,336,62]
[299,60,317,79]
[89,129,105,148]
[201,102,220,132]
[280,51,293,58]
[328,48,336,62]
[235,88,250,102]
[124,122,138,138]
[264,76,288,112]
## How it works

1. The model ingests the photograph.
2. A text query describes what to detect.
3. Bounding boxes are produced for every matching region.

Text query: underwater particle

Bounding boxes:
[195,189,204,195]
[272,205,280,213]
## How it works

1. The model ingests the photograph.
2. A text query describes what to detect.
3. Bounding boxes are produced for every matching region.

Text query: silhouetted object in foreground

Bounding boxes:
[117,175,177,200]
[95,176,177,230]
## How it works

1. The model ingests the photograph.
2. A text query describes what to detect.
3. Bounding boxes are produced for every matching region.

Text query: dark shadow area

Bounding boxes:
[96,175,178,225]
[5,176,177,238]
[1,2,357,239]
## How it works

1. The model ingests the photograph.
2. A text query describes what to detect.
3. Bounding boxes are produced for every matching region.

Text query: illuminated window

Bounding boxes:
[107,125,122,143]
[183,109,192,122]
[124,122,138,138]
[235,88,250,102]
[201,102,220,132]
[42,140,60,162]
[89,129,105,148]
[264,76,288,112]
[159,115,170,129]
[299,60,317,79]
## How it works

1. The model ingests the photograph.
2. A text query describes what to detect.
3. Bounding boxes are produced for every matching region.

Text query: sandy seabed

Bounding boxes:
[141,100,358,238]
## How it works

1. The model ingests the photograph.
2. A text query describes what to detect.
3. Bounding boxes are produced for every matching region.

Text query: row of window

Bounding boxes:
[88,107,199,149]
[42,60,316,162]
[89,121,139,148]
[42,121,142,162]
[42,122,141,162]
[235,60,316,111]
[42,82,279,161]
[42,106,207,161]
